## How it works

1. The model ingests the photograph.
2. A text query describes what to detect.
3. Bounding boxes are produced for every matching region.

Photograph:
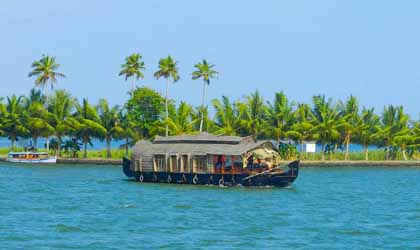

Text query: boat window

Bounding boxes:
[154,155,166,172]
[169,155,178,172]
[181,155,190,173]
[194,156,208,173]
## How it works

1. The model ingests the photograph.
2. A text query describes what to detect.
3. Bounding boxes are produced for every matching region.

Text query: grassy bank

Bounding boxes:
[0,148,131,160]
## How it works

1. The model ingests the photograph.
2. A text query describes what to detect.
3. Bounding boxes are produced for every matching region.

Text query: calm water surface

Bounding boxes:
[0,164,419,250]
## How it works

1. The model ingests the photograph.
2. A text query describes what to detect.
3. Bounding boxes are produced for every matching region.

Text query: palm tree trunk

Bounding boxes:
[33,136,38,152]
[106,137,111,158]
[57,137,62,157]
[366,146,370,160]
[46,136,50,152]
[333,144,338,160]
[345,137,350,161]
[402,147,407,160]
[11,137,16,151]
[321,143,325,161]
[165,78,169,137]
[199,81,206,133]
[125,136,129,156]
[83,140,88,158]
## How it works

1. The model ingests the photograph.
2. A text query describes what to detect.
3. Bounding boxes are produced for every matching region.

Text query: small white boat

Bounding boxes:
[6,152,57,164]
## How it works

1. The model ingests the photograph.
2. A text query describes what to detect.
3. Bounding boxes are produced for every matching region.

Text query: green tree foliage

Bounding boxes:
[356,108,380,160]
[339,95,361,160]
[28,55,65,95]
[376,106,409,160]
[24,100,54,151]
[192,59,218,132]
[310,95,342,160]
[119,53,145,96]
[267,91,295,146]
[2,95,27,150]
[97,99,123,158]
[154,55,180,137]
[237,91,268,141]
[166,101,194,135]
[74,99,106,158]
[48,90,77,156]
[211,96,240,136]
[126,87,166,139]
[117,109,136,156]
[286,103,313,156]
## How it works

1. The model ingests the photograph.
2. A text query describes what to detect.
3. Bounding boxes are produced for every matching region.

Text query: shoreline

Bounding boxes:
[1,157,420,167]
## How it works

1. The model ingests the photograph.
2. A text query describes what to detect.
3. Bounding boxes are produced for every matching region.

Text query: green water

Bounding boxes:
[0,164,419,249]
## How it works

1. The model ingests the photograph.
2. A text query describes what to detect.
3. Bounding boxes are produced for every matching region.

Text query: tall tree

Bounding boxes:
[97,99,122,158]
[267,92,295,147]
[119,53,145,97]
[154,55,180,137]
[212,96,240,136]
[356,108,380,160]
[237,91,268,141]
[377,105,409,160]
[339,95,360,160]
[28,55,66,96]
[192,59,218,133]
[310,95,342,160]
[48,90,77,156]
[74,99,106,158]
[2,95,27,150]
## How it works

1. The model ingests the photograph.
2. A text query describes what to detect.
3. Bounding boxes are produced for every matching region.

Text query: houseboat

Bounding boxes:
[123,133,299,187]
[6,152,57,163]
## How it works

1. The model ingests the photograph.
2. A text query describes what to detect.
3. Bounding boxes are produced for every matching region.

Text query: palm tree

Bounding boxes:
[28,55,66,96]
[339,95,360,160]
[310,95,342,160]
[48,90,77,156]
[2,95,27,150]
[192,59,218,132]
[119,53,145,97]
[97,99,123,158]
[24,101,54,152]
[377,105,409,160]
[356,108,380,160]
[154,55,180,137]
[118,109,136,156]
[212,96,240,136]
[267,92,295,147]
[166,101,194,135]
[74,99,106,158]
[237,91,268,141]
[286,103,313,157]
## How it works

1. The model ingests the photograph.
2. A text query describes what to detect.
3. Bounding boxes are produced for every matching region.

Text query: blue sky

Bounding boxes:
[1,0,419,118]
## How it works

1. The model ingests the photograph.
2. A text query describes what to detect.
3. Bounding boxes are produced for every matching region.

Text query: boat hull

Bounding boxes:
[6,157,57,164]
[123,158,299,187]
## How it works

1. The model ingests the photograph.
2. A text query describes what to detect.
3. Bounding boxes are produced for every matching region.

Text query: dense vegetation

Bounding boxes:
[0,54,419,160]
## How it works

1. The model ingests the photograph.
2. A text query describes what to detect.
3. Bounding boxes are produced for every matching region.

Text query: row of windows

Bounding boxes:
[153,155,211,173]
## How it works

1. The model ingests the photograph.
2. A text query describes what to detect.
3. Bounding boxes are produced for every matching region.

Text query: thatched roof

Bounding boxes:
[132,133,275,158]
[154,132,243,144]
